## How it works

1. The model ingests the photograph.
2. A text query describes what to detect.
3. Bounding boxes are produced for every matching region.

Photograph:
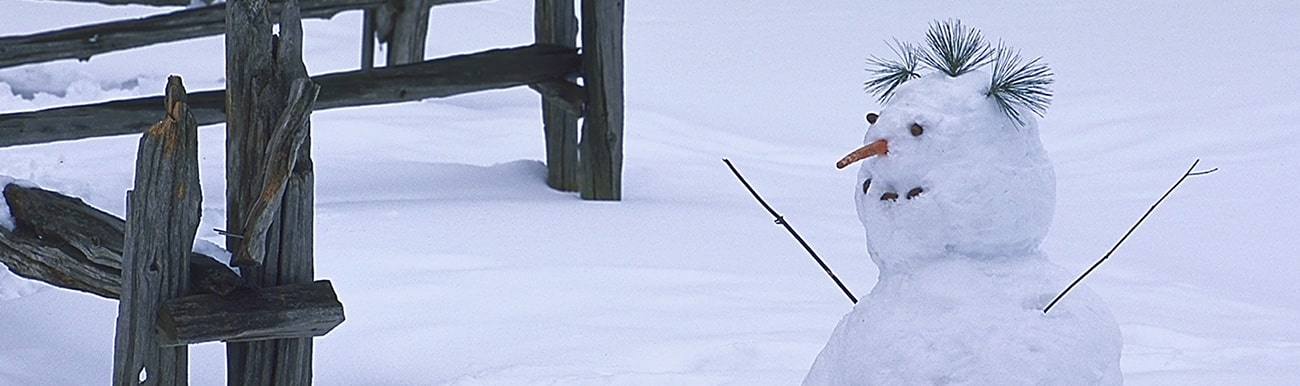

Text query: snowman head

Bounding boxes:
[838,20,1057,272]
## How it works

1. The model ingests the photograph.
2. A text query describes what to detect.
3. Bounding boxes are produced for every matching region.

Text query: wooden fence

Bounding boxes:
[0,0,624,384]
[0,0,624,199]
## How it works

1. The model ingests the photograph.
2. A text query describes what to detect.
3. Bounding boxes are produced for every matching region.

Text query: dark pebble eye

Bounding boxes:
[910,123,924,136]
[862,178,872,194]
[866,113,879,124]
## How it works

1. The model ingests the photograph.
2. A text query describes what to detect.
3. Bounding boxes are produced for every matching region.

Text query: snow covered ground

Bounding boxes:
[2,0,1298,384]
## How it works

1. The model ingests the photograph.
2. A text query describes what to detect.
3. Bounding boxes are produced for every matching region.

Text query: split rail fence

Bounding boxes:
[0,0,624,384]
[0,0,624,199]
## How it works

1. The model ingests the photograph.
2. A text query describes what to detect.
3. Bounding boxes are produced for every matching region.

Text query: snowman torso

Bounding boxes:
[805,258,1122,385]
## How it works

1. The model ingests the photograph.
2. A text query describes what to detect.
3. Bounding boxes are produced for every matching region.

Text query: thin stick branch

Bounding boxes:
[722,158,858,304]
[1043,159,1218,314]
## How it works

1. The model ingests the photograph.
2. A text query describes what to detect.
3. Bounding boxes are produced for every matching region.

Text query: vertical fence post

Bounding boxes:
[386,0,430,65]
[579,0,625,200]
[226,0,317,384]
[112,75,201,386]
[361,8,377,70]
[535,0,580,192]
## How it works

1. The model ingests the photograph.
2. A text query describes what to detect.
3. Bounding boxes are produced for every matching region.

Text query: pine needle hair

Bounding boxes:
[863,20,1054,125]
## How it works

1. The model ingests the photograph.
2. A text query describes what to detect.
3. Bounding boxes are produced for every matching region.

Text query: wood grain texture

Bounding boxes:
[578,0,625,200]
[230,79,320,268]
[225,1,320,383]
[111,75,201,386]
[386,0,431,65]
[0,184,240,299]
[158,280,345,347]
[0,184,124,299]
[535,0,581,192]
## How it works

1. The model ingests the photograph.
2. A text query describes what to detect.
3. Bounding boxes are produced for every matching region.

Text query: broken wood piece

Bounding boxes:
[230,79,321,268]
[157,280,345,347]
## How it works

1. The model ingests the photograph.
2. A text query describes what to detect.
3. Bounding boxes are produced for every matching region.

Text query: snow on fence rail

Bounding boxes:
[0,0,625,199]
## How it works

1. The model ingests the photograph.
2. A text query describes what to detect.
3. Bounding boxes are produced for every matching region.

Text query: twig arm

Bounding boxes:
[1043,159,1218,313]
[722,158,858,304]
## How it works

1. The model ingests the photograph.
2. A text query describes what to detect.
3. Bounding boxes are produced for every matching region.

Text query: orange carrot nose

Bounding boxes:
[836,139,889,169]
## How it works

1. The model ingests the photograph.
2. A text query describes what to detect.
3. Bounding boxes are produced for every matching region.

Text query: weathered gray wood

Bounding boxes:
[529,79,585,117]
[0,0,380,69]
[578,0,625,200]
[312,44,579,109]
[158,280,344,347]
[0,223,121,299]
[226,1,320,383]
[0,91,224,148]
[385,0,431,65]
[535,0,580,192]
[0,184,240,299]
[224,3,278,382]
[231,79,320,268]
[266,7,320,380]
[225,0,274,275]
[112,75,201,386]
[187,251,241,297]
[225,1,281,385]
[361,9,378,70]
[0,184,124,299]
[0,44,581,148]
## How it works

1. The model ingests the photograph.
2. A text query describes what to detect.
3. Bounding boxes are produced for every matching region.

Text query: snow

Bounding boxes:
[2,0,1299,384]
[0,176,15,232]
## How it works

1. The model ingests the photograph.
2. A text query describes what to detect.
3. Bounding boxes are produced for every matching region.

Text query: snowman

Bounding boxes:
[803,21,1123,385]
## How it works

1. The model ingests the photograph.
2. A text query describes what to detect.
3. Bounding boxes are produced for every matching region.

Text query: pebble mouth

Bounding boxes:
[878,186,926,201]
[906,187,924,199]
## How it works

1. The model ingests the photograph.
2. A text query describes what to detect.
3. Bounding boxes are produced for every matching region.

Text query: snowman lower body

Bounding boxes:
[803,258,1122,385]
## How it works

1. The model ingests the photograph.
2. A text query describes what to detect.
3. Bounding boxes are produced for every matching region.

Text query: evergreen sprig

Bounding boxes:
[863,20,1055,126]
[987,43,1054,125]
[918,20,994,77]
[864,40,921,103]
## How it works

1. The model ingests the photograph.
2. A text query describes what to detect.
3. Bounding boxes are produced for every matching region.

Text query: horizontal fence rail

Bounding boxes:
[0,0,487,69]
[0,44,581,148]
